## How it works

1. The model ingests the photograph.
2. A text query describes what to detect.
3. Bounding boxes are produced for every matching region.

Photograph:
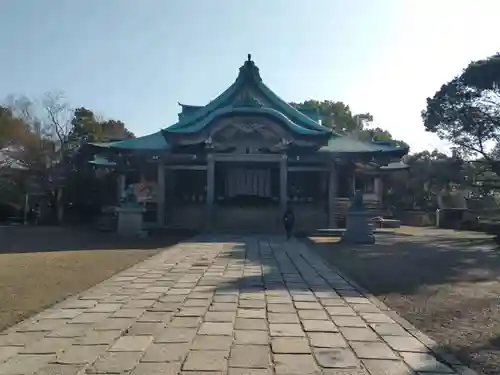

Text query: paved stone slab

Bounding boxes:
[234,318,268,330]
[141,342,191,362]
[274,353,321,374]
[298,309,329,320]
[109,335,153,351]
[198,322,233,335]
[268,313,299,324]
[204,311,236,322]
[87,351,143,373]
[314,348,361,368]
[21,338,73,354]
[308,332,348,348]
[130,362,181,375]
[270,323,306,337]
[370,322,408,336]
[350,341,399,360]
[76,329,122,345]
[35,364,85,375]
[234,330,269,345]
[56,344,107,365]
[0,354,56,375]
[302,319,338,332]
[326,306,358,316]
[0,332,45,346]
[0,235,475,374]
[338,326,380,341]
[331,316,367,327]
[183,350,229,371]
[228,368,273,375]
[382,335,429,352]
[192,335,233,351]
[156,327,198,343]
[271,337,311,353]
[229,344,271,368]
[0,346,21,363]
[362,359,414,375]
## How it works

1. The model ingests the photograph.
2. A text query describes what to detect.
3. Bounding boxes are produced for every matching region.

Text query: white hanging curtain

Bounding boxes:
[226,168,271,197]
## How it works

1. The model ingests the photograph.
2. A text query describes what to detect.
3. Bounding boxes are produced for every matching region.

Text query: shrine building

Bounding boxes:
[91,55,409,232]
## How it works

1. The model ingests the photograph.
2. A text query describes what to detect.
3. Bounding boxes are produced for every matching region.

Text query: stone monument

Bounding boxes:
[436,186,468,229]
[341,190,375,244]
[115,184,147,237]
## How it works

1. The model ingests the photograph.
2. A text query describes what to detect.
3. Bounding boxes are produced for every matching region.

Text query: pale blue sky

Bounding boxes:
[1,1,498,152]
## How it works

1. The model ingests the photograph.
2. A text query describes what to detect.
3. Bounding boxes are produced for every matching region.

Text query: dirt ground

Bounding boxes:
[0,226,186,332]
[309,230,500,375]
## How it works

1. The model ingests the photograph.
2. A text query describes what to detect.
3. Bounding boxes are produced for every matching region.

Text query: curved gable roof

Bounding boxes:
[165,55,334,137]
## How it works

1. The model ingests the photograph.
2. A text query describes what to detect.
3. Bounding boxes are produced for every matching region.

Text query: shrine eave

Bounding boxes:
[380,161,409,170]
[90,131,170,151]
[88,56,409,160]
[164,107,331,137]
[319,136,409,157]
[89,155,117,167]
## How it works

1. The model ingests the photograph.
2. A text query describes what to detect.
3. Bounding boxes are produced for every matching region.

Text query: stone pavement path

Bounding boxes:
[0,235,471,375]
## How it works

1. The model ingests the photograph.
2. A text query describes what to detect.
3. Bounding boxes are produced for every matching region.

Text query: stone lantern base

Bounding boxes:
[341,211,375,244]
[116,206,147,238]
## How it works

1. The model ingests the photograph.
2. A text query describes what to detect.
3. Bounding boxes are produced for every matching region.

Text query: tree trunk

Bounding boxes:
[56,187,64,224]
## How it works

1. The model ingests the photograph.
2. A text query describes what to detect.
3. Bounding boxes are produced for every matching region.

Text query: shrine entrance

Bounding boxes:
[208,154,286,232]
[215,161,280,207]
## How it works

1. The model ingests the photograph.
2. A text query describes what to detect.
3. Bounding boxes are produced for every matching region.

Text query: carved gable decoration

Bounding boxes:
[210,117,287,153]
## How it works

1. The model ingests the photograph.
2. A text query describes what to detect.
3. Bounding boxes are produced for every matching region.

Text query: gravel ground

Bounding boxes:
[0,226,185,331]
[309,232,500,375]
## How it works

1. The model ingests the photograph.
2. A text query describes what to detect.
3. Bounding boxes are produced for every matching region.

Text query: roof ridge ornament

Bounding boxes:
[239,54,262,82]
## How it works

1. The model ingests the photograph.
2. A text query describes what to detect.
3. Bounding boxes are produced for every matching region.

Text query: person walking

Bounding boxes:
[283,204,295,240]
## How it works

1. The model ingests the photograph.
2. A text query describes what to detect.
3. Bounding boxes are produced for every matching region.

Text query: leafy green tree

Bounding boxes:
[100,120,134,140]
[422,53,500,173]
[384,150,464,210]
[64,107,134,222]
[2,94,134,223]
[0,107,30,149]
[69,107,134,147]
[292,99,408,148]
[291,100,371,132]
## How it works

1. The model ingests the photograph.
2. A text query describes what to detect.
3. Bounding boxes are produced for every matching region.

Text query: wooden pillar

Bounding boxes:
[206,154,215,210]
[374,177,383,203]
[156,162,165,227]
[117,174,126,203]
[280,154,288,211]
[352,172,357,196]
[328,163,337,228]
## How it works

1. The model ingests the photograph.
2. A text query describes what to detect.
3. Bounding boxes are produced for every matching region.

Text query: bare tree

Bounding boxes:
[3,92,74,223]
[41,92,73,154]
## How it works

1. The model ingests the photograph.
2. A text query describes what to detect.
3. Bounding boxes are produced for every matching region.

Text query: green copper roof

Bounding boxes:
[167,107,326,136]
[91,131,170,151]
[178,104,202,120]
[320,136,409,156]
[179,103,322,123]
[88,56,408,160]
[165,55,334,136]
[380,161,409,170]
[89,155,116,167]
